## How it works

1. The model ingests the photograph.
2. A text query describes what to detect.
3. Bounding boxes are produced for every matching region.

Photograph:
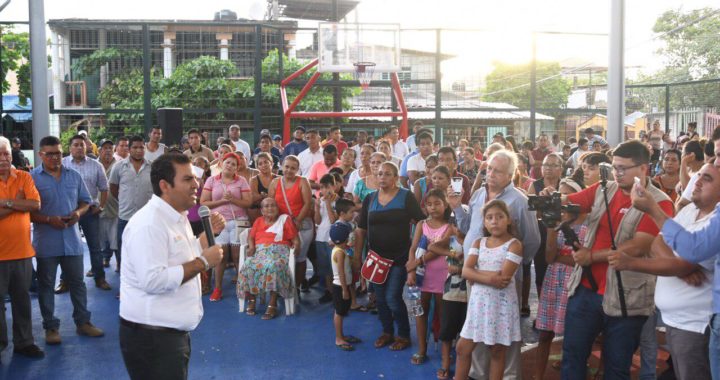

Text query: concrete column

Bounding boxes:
[216,33,232,61]
[29,0,51,162]
[162,31,175,78]
[50,30,65,110]
[607,0,625,146]
[98,29,107,88]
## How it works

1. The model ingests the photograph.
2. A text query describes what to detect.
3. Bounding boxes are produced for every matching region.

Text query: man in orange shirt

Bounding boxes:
[0,136,45,359]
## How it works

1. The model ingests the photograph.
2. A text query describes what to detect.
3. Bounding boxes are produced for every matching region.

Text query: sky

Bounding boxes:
[1,0,717,85]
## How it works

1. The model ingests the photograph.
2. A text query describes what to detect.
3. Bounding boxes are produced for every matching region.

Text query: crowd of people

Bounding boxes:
[1,119,719,380]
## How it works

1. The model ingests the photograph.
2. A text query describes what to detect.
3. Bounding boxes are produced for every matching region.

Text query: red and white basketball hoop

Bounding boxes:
[353,61,376,90]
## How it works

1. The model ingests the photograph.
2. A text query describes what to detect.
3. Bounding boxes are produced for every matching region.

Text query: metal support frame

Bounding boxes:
[664,85,670,134]
[253,25,263,144]
[280,58,408,144]
[142,24,152,135]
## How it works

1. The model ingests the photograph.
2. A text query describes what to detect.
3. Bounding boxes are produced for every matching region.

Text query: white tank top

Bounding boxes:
[331,246,353,286]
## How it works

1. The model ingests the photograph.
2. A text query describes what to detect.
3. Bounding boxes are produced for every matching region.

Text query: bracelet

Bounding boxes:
[197,256,210,271]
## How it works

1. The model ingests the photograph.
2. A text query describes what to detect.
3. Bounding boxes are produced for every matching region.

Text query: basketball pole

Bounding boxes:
[606,0,625,146]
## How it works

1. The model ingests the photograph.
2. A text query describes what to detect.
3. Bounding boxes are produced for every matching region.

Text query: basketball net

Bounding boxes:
[353,62,376,91]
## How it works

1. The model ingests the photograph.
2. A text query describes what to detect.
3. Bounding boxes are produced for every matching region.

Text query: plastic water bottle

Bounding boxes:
[406,285,424,317]
[414,236,428,288]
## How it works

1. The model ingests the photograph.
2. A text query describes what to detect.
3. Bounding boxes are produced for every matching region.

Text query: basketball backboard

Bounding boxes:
[317,23,401,73]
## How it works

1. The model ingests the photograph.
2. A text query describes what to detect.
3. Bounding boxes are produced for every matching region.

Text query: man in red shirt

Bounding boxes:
[541,140,674,379]
[529,134,552,179]
[308,145,341,196]
[322,126,348,156]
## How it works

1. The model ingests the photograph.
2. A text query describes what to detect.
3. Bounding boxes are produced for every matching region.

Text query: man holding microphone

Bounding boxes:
[119,152,225,380]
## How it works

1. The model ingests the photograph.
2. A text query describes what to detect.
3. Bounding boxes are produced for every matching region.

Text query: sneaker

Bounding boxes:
[45,329,61,345]
[76,322,104,337]
[209,288,222,302]
[95,279,112,290]
[13,344,45,359]
[319,291,333,303]
[54,281,69,294]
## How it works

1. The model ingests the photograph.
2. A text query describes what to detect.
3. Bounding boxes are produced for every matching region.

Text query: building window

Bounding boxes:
[381,66,411,89]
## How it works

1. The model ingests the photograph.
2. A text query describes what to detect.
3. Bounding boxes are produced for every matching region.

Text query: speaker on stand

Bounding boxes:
[157,108,183,147]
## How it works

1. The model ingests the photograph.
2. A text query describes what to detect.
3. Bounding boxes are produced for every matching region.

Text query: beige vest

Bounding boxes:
[566,181,670,317]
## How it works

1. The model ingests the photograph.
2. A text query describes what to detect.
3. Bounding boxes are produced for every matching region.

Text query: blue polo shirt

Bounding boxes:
[31,164,92,257]
[283,140,308,158]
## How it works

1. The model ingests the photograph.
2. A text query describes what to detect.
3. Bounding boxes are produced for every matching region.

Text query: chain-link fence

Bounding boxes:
[2,19,719,152]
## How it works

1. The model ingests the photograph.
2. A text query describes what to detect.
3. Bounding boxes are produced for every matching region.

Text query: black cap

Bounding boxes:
[99,139,114,147]
[11,137,21,144]
[584,128,594,134]
[295,126,306,133]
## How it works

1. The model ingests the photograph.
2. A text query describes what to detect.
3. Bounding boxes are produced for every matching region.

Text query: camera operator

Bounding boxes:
[524,153,564,317]
[539,139,674,379]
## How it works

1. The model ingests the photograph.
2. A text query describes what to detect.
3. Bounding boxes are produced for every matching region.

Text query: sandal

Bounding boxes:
[344,335,362,344]
[521,306,531,318]
[262,305,278,320]
[350,305,369,312]
[246,299,257,316]
[411,353,428,365]
[389,337,411,351]
[436,368,450,380]
[374,333,394,348]
[336,342,354,351]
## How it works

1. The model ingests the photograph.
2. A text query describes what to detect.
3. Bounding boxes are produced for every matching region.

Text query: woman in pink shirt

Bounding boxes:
[200,152,253,301]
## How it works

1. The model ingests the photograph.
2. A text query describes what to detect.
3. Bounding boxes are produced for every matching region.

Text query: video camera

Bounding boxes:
[527,192,581,228]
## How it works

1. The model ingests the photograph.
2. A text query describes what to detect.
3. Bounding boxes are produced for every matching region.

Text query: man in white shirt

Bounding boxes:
[609,162,720,380]
[406,121,424,153]
[388,126,409,161]
[405,131,434,186]
[567,138,589,169]
[119,153,224,380]
[297,129,323,177]
[350,130,368,168]
[228,124,251,159]
[144,127,166,162]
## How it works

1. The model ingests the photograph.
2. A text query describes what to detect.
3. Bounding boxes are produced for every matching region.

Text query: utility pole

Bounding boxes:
[29,0,50,162]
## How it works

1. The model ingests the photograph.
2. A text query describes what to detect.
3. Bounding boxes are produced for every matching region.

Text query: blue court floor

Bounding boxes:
[1,249,539,380]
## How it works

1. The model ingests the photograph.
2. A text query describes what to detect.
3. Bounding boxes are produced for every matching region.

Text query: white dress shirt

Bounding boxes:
[393,140,409,160]
[298,147,324,177]
[119,195,204,331]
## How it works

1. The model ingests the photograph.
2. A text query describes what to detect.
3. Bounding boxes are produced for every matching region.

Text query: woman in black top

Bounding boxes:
[357,161,425,351]
[249,152,277,222]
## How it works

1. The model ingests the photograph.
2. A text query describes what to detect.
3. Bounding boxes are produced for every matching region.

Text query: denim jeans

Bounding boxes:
[373,264,410,338]
[117,218,129,265]
[79,212,104,280]
[639,310,658,380]
[36,255,91,330]
[710,313,720,379]
[561,285,648,380]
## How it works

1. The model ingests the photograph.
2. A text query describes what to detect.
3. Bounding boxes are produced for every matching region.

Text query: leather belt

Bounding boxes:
[120,317,186,334]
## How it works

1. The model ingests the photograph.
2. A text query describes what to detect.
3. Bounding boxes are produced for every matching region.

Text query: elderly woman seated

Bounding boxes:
[237,198,300,320]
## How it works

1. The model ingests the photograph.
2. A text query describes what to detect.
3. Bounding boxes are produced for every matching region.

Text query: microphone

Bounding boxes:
[599,162,612,183]
[198,206,215,246]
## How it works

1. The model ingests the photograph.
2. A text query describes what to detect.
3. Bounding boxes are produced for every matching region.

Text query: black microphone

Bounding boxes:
[599,162,612,182]
[198,206,215,246]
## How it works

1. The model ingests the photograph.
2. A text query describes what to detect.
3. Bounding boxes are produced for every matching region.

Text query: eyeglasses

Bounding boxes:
[612,163,642,175]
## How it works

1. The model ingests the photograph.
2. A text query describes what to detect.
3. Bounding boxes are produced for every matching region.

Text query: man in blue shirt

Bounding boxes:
[30,136,105,345]
[282,125,308,158]
[631,127,720,378]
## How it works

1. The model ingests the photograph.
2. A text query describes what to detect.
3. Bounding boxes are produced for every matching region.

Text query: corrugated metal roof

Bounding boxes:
[2,95,32,122]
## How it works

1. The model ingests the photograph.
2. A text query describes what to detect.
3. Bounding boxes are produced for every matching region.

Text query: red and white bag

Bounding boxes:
[361,250,394,285]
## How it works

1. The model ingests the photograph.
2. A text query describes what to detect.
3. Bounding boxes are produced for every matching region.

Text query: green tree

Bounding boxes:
[97,50,358,136]
[1,26,32,105]
[482,61,571,109]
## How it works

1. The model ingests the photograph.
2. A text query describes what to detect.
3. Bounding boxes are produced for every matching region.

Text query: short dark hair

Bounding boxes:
[129,135,145,145]
[151,153,191,196]
[319,173,335,186]
[39,136,61,148]
[306,129,319,136]
[323,144,338,155]
[578,138,588,146]
[437,146,457,162]
[683,140,704,161]
[580,151,611,166]
[613,140,650,165]
[335,198,355,215]
[116,136,129,144]
[329,126,341,133]
[705,141,715,158]
[70,134,86,145]
[664,148,681,161]
[417,132,433,143]
[187,128,201,137]
[328,167,344,176]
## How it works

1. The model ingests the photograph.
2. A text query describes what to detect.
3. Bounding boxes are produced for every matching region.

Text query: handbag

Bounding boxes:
[360,192,394,284]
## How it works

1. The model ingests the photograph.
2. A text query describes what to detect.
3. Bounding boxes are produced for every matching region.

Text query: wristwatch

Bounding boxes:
[197,256,210,271]
[5,200,13,209]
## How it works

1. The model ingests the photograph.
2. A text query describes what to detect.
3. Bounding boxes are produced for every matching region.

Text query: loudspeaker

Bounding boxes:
[157,108,183,147]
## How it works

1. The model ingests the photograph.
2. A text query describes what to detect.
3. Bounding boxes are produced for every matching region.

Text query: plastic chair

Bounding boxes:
[237,230,297,316]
